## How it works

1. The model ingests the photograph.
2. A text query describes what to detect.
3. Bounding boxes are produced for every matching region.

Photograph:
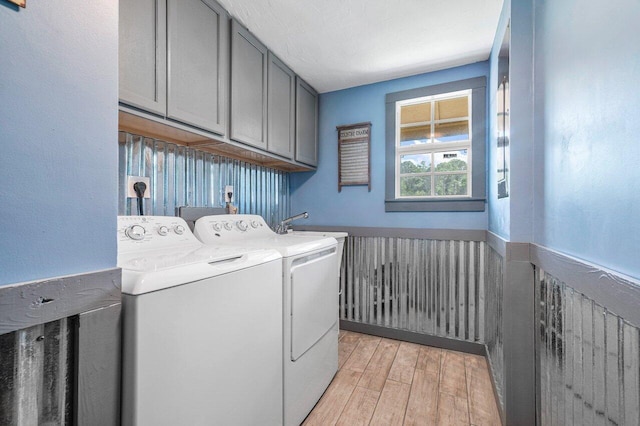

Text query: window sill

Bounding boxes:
[385,198,486,212]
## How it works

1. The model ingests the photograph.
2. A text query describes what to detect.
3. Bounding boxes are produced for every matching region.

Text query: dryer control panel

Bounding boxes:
[195,214,274,240]
[193,214,338,258]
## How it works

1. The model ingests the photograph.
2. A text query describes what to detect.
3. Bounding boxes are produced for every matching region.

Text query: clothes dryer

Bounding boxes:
[193,214,339,426]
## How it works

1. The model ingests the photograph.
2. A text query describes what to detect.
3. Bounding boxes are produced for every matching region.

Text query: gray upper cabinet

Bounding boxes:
[119,0,167,116]
[167,0,228,135]
[295,78,319,166]
[267,53,295,159]
[119,0,228,136]
[120,2,318,170]
[230,20,268,150]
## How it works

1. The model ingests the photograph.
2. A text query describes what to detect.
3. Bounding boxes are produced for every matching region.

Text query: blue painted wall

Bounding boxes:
[290,63,490,229]
[0,1,118,285]
[487,0,536,242]
[507,0,535,243]
[488,2,511,239]
[532,0,640,280]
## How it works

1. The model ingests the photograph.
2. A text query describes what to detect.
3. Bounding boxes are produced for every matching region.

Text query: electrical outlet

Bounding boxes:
[127,176,151,198]
[224,185,233,202]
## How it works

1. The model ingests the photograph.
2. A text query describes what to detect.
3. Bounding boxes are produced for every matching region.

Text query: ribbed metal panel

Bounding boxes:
[537,268,640,426]
[485,244,504,412]
[119,132,290,227]
[340,236,486,343]
[0,318,74,425]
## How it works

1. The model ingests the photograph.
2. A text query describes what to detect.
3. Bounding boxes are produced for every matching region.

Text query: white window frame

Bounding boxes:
[394,90,473,199]
[384,76,487,212]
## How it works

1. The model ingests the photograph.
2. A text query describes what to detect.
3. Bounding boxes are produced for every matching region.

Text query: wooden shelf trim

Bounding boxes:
[118,109,314,172]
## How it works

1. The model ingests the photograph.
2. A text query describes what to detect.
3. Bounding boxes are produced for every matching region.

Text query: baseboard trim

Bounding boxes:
[485,349,506,425]
[339,319,486,355]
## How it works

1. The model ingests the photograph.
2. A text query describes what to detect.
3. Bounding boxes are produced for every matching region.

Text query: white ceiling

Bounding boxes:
[217,0,504,93]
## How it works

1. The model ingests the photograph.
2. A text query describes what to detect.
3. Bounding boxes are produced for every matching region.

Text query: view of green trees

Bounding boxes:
[400,159,431,196]
[400,158,467,197]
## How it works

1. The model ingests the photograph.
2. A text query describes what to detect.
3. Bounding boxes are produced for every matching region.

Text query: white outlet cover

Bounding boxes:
[224,185,233,202]
[127,176,151,198]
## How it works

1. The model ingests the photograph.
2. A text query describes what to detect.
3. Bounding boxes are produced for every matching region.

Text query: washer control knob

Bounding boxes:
[125,225,146,241]
[157,225,169,236]
[174,225,185,235]
[236,220,248,231]
[223,222,233,231]
[212,223,222,232]
[250,220,259,228]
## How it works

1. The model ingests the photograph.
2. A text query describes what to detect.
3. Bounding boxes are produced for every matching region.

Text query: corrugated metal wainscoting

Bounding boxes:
[340,237,487,343]
[485,244,505,412]
[0,318,75,425]
[119,132,290,227]
[537,269,640,426]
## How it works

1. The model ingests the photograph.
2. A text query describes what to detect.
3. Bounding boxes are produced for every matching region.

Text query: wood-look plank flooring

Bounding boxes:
[303,330,501,426]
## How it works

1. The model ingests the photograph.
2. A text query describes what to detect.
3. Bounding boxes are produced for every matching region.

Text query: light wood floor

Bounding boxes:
[303,330,501,426]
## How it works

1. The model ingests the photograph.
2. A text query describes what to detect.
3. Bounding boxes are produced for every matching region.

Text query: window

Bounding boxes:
[385,77,486,212]
[397,91,471,198]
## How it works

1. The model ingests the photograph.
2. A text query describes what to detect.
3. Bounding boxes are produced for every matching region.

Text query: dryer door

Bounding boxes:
[290,248,338,361]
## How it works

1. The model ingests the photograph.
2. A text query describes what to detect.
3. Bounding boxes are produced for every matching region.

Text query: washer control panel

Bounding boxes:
[118,216,199,252]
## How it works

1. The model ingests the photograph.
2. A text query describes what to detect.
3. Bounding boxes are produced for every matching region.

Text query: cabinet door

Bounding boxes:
[267,53,295,159]
[119,0,167,115]
[295,78,318,166]
[167,0,228,136]
[230,20,268,150]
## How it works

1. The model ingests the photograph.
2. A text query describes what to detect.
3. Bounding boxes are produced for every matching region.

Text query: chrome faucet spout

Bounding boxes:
[276,212,308,234]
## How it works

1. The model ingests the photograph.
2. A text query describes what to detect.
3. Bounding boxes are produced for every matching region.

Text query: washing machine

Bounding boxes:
[117,215,283,426]
[193,214,339,426]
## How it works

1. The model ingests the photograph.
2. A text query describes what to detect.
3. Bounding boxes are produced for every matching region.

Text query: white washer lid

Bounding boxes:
[119,247,281,295]
[118,245,258,272]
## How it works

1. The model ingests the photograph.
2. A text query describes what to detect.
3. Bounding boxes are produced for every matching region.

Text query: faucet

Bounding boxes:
[276,212,309,234]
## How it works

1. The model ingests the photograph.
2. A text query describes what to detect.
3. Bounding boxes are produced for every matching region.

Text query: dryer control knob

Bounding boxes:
[223,222,233,231]
[125,225,146,241]
[174,225,185,235]
[236,220,248,231]
[157,226,169,236]
[212,223,222,232]
[250,220,259,228]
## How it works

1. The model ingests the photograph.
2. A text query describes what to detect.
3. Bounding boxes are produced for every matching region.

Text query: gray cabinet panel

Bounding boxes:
[167,0,228,135]
[230,20,268,150]
[267,53,295,159]
[119,0,167,115]
[295,78,318,166]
